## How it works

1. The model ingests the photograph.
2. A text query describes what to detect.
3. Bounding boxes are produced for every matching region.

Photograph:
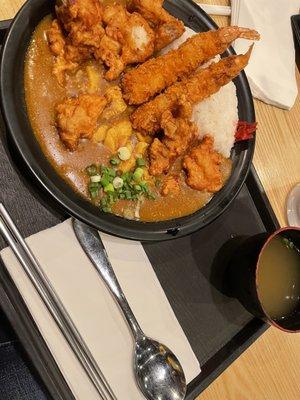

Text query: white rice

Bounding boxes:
[159,27,238,158]
[160,27,197,55]
[191,82,238,158]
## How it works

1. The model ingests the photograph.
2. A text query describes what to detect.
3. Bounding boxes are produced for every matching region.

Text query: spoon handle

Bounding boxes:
[73,219,144,340]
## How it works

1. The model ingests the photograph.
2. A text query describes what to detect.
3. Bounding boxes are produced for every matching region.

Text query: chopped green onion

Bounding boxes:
[110,157,120,166]
[102,206,111,213]
[136,157,146,167]
[90,174,101,183]
[118,146,131,161]
[124,190,132,199]
[282,237,295,250]
[108,168,116,178]
[86,160,156,211]
[148,192,156,200]
[104,183,115,193]
[133,167,144,181]
[90,189,99,199]
[85,164,98,176]
[121,173,128,182]
[101,197,107,207]
[89,182,99,190]
[113,177,124,189]
[140,181,148,191]
[88,180,99,197]
[100,176,110,187]
[121,172,133,182]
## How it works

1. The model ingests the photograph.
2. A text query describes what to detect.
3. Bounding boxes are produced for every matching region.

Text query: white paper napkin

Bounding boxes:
[231,0,300,109]
[0,220,200,399]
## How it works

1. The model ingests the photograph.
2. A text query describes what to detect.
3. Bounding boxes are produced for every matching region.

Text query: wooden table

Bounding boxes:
[0,0,299,399]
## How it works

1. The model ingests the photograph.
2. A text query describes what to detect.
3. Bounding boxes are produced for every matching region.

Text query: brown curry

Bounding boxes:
[24,14,232,222]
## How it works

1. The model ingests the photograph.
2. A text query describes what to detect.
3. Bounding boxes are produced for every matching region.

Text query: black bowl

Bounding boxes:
[228,227,300,332]
[0,0,256,241]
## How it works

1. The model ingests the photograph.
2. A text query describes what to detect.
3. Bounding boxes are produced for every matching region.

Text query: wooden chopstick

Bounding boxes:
[0,204,117,400]
[194,2,232,16]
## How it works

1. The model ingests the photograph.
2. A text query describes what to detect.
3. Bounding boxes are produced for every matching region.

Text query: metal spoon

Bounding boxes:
[73,219,187,400]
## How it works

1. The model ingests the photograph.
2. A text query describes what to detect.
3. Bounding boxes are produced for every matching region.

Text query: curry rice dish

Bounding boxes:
[24,0,259,222]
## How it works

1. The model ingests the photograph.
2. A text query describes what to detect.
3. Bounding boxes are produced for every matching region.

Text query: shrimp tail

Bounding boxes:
[220,26,260,43]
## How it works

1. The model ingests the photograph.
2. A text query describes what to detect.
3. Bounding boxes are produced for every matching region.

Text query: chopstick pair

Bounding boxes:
[195,2,232,16]
[0,203,117,400]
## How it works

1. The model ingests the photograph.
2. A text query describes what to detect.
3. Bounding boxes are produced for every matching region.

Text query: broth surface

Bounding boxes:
[24,16,231,222]
[257,236,300,320]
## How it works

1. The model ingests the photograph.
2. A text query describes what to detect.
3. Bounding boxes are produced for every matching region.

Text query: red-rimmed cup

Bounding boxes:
[228,227,300,332]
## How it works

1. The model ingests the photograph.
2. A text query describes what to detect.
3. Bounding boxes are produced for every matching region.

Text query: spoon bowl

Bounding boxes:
[135,336,186,400]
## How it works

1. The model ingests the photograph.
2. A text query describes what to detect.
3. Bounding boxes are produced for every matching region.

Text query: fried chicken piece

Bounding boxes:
[47,18,97,84]
[149,99,197,175]
[56,94,107,150]
[95,34,123,80]
[48,0,105,83]
[51,1,155,82]
[183,136,225,193]
[47,19,65,56]
[95,4,155,80]
[149,139,170,176]
[161,175,180,196]
[160,102,196,156]
[56,0,104,49]
[129,0,185,51]
[122,26,259,105]
[64,42,92,63]
[51,55,77,85]
[47,20,79,84]
[131,45,254,134]
[48,19,93,62]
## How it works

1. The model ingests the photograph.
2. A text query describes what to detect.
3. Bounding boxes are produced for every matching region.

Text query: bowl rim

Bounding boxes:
[0,0,256,241]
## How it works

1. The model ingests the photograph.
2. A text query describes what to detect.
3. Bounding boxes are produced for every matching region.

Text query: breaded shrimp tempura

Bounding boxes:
[122,26,259,105]
[131,45,254,134]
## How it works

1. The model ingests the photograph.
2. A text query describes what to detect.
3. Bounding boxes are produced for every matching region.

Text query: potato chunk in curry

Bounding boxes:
[103,119,132,153]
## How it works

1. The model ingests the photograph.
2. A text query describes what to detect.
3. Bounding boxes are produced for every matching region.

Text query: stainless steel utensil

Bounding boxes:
[73,219,187,400]
[0,204,116,400]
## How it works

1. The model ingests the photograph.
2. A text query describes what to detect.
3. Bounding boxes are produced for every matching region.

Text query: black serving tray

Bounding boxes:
[0,18,279,400]
[292,14,300,62]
